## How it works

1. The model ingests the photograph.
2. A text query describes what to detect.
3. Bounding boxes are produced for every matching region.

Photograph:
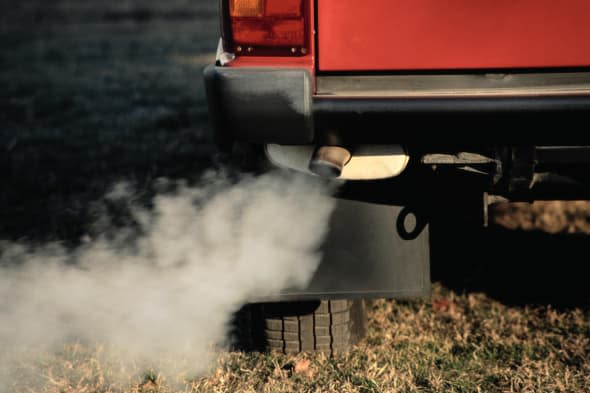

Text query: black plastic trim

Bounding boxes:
[204,66,590,146]
[219,0,232,50]
[204,65,314,150]
[314,95,590,114]
[313,95,590,145]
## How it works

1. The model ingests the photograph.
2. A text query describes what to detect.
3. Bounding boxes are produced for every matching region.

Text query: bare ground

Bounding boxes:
[1,1,590,392]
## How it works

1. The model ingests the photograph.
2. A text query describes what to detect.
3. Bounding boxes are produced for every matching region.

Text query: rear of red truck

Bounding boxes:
[205,1,590,354]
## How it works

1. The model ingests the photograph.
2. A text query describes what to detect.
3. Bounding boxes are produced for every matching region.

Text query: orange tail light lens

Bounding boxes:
[230,0,264,17]
[228,0,307,56]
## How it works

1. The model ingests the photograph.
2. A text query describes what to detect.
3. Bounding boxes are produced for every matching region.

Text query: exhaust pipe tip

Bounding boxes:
[309,160,343,178]
[308,146,352,178]
[266,143,409,180]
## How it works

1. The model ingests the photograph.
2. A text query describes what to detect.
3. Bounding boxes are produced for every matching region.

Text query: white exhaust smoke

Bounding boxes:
[0,170,337,389]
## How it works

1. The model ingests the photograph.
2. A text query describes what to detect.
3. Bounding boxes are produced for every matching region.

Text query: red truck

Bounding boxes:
[205,0,590,354]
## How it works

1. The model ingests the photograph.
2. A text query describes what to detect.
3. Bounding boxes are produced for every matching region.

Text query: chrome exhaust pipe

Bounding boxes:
[308,146,352,178]
[265,144,409,180]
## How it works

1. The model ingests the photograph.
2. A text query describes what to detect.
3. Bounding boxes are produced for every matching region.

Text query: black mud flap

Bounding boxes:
[270,197,431,301]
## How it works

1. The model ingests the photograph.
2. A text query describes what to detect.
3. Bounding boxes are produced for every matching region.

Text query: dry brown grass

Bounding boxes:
[9,283,590,393]
[493,201,590,235]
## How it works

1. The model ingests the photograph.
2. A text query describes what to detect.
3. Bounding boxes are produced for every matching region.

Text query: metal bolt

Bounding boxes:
[236,46,243,53]
[300,47,308,55]
[291,47,297,54]
[247,46,254,53]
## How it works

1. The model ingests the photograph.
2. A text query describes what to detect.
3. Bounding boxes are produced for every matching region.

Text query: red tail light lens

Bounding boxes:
[228,0,307,56]
[264,1,302,17]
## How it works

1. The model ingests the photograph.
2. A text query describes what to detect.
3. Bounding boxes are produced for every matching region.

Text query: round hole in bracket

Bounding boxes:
[403,211,417,233]
[396,207,427,241]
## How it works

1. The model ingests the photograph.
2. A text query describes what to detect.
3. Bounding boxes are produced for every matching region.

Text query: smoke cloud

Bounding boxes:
[0,170,337,389]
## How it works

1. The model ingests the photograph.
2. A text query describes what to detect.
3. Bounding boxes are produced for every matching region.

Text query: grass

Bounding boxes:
[7,284,589,393]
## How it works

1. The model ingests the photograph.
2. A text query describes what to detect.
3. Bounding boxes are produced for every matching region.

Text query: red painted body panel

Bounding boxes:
[318,0,590,71]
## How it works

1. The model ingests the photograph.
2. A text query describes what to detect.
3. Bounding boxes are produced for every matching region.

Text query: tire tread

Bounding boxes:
[255,300,366,355]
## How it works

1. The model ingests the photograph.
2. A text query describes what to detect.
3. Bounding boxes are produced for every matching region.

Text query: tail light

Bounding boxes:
[225,0,309,56]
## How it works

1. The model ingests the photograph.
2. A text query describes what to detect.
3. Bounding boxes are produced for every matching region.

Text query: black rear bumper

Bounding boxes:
[314,95,590,145]
[204,66,314,150]
[204,65,590,148]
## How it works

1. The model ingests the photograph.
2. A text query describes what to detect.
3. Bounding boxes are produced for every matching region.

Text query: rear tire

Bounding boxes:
[232,299,367,355]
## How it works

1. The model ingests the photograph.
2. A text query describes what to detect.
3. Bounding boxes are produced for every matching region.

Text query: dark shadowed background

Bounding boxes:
[0,0,218,242]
